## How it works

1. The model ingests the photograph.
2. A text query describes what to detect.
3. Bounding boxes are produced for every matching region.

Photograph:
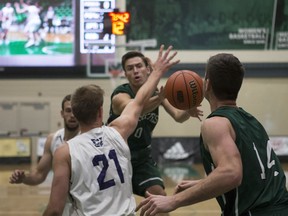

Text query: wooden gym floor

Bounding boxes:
[1,162,287,216]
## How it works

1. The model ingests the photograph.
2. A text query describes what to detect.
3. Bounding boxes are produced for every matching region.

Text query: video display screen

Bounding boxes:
[0,0,116,68]
[0,0,75,66]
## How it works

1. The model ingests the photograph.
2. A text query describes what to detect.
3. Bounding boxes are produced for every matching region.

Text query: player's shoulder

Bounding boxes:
[113,83,131,94]
[54,128,65,136]
[201,116,231,132]
[111,85,133,107]
[46,132,56,141]
[43,132,56,150]
[54,142,69,160]
[45,128,64,144]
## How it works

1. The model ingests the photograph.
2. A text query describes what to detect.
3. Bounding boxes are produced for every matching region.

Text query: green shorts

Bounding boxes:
[131,155,164,197]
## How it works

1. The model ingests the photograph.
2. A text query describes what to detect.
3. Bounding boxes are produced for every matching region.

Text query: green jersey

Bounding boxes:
[107,83,159,163]
[200,106,288,216]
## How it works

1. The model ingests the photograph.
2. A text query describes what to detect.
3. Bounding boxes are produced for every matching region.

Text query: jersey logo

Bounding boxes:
[91,137,103,147]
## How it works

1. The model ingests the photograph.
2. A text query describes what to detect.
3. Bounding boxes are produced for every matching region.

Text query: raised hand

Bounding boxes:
[153,45,180,76]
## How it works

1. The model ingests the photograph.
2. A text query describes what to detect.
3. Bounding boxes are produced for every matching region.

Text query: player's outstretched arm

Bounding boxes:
[162,100,203,123]
[9,133,54,185]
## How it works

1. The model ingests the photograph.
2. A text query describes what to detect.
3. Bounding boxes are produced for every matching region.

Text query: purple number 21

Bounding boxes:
[92,149,125,190]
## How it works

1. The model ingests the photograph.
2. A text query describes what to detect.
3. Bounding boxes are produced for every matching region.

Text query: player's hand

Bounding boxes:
[156,86,165,103]
[136,191,176,216]
[153,45,180,76]
[186,105,203,121]
[9,170,26,184]
[174,180,200,194]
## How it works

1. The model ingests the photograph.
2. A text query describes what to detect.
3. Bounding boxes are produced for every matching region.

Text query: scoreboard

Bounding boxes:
[80,0,116,54]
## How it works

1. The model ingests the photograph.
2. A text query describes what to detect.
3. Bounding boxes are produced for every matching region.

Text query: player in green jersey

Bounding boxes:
[136,53,288,216]
[107,50,203,206]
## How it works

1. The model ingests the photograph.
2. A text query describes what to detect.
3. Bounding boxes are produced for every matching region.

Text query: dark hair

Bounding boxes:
[205,53,245,100]
[71,84,104,125]
[61,94,71,110]
[121,51,149,71]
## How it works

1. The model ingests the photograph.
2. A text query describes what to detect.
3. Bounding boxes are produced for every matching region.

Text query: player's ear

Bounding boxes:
[147,66,151,75]
[98,106,103,119]
[124,70,128,77]
[204,78,211,91]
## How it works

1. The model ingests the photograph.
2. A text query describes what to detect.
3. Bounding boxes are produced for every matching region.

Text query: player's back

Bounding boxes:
[203,106,288,215]
[68,125,136,216]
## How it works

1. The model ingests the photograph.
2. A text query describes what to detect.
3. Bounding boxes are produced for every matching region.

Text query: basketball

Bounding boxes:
[165,70,204,110]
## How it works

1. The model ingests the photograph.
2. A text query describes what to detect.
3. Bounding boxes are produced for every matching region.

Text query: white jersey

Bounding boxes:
[50,128,65,155]
[68,126,136,216]
[1,6,14,29]
[46,9,55,20]
[50,128,78,216]
[26,5,41,22]
[24,5,41,33]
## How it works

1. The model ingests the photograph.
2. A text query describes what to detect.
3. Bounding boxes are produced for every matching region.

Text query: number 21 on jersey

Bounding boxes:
[92,149,125,190]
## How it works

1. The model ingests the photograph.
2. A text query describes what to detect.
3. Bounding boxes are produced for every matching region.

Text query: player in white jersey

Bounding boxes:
[68,125,135,215]
[0,2,15,45]
[14,0,42,48]
[9,94,79,216]
[42,45,180,216]
[44,6,55,33]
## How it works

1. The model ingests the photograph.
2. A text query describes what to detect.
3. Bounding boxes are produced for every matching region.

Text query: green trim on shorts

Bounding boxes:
[131,156,164,197]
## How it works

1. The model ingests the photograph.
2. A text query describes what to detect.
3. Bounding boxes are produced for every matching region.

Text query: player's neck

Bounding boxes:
[64,128,80,141]
[79,122,103,133]
[211,100,237,111]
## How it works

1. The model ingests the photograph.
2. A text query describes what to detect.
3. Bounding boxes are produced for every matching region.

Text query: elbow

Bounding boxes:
[233,163,243,187]
[232,172,242,187]
[45,211,62,216]
[174,114,189,123]
[227,169,242,189]
[218,166,242,191]
[43,207,63,216]
[175,118,185,123]
[174,112,190,123]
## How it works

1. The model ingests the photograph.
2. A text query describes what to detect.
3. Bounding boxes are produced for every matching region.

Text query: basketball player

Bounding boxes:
[9,94,80,215]
[44,6,55,33]
[136,53,288,216]
[14,0,42,48]
[0,2,15,45]
[106,50,203,210]
[42,45,179,216]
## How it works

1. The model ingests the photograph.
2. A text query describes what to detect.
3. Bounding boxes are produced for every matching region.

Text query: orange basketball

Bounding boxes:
[165,70,204,110]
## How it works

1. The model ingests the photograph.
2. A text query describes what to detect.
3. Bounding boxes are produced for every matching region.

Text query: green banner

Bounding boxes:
[127,0,288,50]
